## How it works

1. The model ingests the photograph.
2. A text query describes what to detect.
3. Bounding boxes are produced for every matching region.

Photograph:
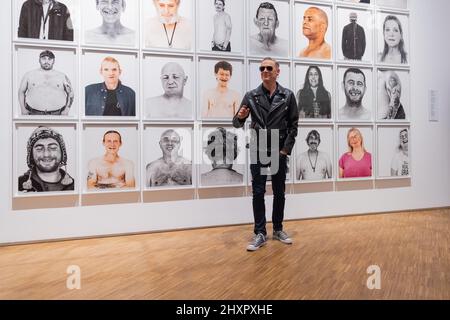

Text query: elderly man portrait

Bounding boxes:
[87,130,135,189]
[249,2,288,57]
[146,129,192,187]
[299,6,331,59]
[85,56,136,116]
[85,0,135,46]
[339,68,371,120]
[341,12,366,60]
[201,127,243,186]
[18,50,74,116]
[19,126,74,192]
[296,130,332,181]
[212,0,232,52]
[145,0,192,50]
[18,0,74,41]
[202,61,241,119]
[146,62,192,119]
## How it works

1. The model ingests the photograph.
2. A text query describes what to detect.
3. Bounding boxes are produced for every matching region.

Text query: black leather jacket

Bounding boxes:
[18,0,74,41]
[232,83,299,155]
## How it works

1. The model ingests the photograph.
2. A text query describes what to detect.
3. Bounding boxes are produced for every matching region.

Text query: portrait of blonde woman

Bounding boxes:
[339,127,372,178]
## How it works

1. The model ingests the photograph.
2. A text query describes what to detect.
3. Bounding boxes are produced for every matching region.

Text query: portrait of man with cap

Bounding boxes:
[341,11,366,60]
[18,126,75,193]
[18,50,74,116]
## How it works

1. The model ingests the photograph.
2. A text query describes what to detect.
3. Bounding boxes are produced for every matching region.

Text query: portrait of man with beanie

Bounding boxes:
[18,126,74,193]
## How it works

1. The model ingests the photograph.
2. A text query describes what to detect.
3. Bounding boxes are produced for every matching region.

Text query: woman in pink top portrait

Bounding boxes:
[339,127,372,178]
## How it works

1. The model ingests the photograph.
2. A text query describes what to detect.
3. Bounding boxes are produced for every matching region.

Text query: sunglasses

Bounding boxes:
[259,66,274,72]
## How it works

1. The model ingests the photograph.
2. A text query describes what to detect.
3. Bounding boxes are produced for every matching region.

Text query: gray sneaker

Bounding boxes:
[273,230,293,244]
[246,233,267,251]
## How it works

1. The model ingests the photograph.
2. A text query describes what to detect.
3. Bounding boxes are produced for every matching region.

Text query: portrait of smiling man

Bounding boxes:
[85,0,136,46]
[339,68,371,120]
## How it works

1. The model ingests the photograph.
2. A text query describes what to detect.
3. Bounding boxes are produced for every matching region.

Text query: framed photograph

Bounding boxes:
[377,126,410,178]
[196,0,244,54]
[376,0,407,10]
[82,124,139,193]
[249,60,290,91]
[294,125,334,182]
[294,2,332,61]
[143,125,194,190]
[142,0,193,51]
[377,68,410,121]
[198,57,244,121]
[295,63,333,120]
[14,123,77,197]
[337,125,374,179]
[14,0,78,43]
[376,12,410,66]
[336,7,373,63]
[199,125,246,187]
[14,45,78,119]
[248,0,290,58]
[82,50,138,119]
[337,66,373,122]
[142,54,194,121]
[339,0,371,5]
[81,0,138,48]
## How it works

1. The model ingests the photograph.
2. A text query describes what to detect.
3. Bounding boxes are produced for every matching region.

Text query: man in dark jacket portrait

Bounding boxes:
[341,12,366,60]
[18,0,74,41]
[233,57,299,252]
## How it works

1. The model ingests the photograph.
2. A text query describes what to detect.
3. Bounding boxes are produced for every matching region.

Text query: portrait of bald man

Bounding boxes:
[299,6,331,59]
[145,62,192,119]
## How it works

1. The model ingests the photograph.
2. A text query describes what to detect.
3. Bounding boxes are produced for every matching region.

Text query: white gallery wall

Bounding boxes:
[1,0,449,244]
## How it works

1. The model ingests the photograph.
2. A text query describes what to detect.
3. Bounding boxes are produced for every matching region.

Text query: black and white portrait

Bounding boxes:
[15,124,76,195]
[377,69,409,120]
[199,58,244,120]
[377,13,409,65]
[197,0,244,53]
[295,127,333,182]
[295,64,332,120]
[337,8,373,62]
[16,0,75,42]
[143,0,193,50]
[338,67,373,121]
[200,126,245,187]
[143,55,193,120]
[15,47,77,117]
[249,60,290,91]
[377,0,407,9]
[248,0,289,57]
[341,0,370,4]
[144,126,193,189]
[83,0,137,47]
[82,51,138,117]
[83,125,138,192]
[377,126,410,178]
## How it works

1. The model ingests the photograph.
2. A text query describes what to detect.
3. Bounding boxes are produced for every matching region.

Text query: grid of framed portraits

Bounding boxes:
[11,0,411,199]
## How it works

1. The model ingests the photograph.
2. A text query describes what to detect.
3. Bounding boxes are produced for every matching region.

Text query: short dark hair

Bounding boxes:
[256,2,278,22]
[343,68,366,85]
[306,130,321,144]
[39,50,55,60]
[214,61,233,76]
[261,57,280,69]
[103,130,122,143]
[206,127,238,161]
[214,0,225,5]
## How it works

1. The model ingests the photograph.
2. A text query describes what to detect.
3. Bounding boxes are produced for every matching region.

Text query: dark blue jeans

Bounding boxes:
[250,154,288,236]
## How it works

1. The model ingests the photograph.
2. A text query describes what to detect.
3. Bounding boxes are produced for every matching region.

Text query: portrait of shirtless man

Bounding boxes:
[212,0,232,52]
[87,130,135,189]
[18,50,74,116]
[146,129,192,187]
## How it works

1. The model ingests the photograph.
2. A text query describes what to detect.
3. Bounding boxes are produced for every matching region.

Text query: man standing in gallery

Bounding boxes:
[249,2,288,57]
[19,126,74,193]
[145,0,192,50]
[18,50,74,116]
[85,56,136,116]
[202,61,241,119]
[18,0,74,41]
[233,57,299,251]
[212,0,232,52]
[339,68,371,120]
[146,129,192,187]
[342,12,366,60]
[296,130,332,181]
[87,130,135,189]
[146,62,192,119]
[299,6,331,59]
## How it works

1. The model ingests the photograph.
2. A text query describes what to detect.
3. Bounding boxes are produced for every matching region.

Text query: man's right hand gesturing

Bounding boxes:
[237,106,250,120]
